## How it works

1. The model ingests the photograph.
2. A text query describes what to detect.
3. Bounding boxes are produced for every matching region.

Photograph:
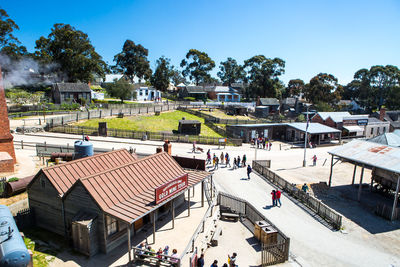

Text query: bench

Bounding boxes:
[220,206,240,222]
[133,247,179,266]
[211,226,222,246]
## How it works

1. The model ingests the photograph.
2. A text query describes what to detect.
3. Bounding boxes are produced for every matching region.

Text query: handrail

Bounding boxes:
[180,182,218,259]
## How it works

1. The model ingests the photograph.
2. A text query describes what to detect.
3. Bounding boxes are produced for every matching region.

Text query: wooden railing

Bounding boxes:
[252,161,342,229]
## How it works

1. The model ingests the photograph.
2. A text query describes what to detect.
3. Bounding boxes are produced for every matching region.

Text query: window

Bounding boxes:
[377,127,380,135]
[383,127,387,133]
[106,215,118,236]
[139,91,143,96]
[40,177,45,189]
[145,90,148,95]
[371,128,374,135]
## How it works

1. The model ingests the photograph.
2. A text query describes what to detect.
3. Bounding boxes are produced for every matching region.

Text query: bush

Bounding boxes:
[184,97,196,101]
[8,177,19,182]
[296,114,305,122]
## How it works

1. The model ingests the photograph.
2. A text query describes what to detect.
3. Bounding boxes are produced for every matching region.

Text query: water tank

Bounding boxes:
[74,140,94,159]
[0,205,30,267]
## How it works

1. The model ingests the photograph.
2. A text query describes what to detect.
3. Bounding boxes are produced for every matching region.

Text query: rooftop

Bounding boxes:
[259,98,279,106]
[37,149,138,196]
[329,139,400,174]
[315,112,351,123]
[53,83,91,93]
[368,133,400,147]
[230,122,341,134]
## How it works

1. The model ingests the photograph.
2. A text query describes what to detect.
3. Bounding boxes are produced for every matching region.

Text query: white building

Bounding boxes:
[136,87,162,101]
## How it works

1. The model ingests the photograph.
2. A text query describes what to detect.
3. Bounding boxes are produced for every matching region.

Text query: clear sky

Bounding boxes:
[2,0,400,85]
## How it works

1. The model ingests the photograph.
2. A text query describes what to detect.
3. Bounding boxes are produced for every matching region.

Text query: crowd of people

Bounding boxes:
[206,149,249,171]
[252,137,272,150]
[135,242,179,265]
[197,252,238,267]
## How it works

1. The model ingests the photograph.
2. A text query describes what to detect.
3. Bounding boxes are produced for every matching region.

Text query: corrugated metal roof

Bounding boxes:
[42,149,138,196]
[229,122,340,134]
[53,83,91,93]
[287,123,341,134]
[343,125,364,132]
[259,98,279,106]
[316,112,351,122]
[329,139,400,174]
[369,133,400,147]
[79,152,210,224]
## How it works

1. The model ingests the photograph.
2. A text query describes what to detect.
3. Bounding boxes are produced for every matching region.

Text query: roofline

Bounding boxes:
[43,148,129,172]
[79,152,182,181]
[328,151,400,175]
[125,172,212,225]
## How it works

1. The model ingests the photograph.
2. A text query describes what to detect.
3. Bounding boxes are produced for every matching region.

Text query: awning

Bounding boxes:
[343,125,364,132]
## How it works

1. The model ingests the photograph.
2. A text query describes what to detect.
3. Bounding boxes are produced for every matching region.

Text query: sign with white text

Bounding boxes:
[155,174,188,204]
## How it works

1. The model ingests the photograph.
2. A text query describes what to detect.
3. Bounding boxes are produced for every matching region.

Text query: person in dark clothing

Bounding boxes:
[237,156,241,168]
[242,154,247,166]
[247,165,252,179]
[210,260,218,267]
[197,254,204,267]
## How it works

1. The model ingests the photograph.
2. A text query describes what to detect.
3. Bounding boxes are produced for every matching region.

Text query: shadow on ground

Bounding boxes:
[312,183,400,234]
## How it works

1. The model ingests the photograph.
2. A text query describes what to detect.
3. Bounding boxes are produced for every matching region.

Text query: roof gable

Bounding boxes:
[259,98,279,106]
[79,152,189,223]
[316,112,351,122]
[53,83,91,93]
[42,149,137,197]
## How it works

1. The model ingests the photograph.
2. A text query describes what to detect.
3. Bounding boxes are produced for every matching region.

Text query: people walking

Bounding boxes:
[220,152,224,165]
[233,157,237,169]
[210,260,218,267]
[212,154,216,168]
[197,253,205,267]
[242,154,247,167]
[215,156,219,170]
[237,156,241,168]
[228,252,237,267]
[192,141,196,153]
[206,149,211,164]
[312,154,317,166]
[271,190,277,206]
[225,153,231,167]
[276,190,282,207]
[269,141,272,151]
[247,164,252,179]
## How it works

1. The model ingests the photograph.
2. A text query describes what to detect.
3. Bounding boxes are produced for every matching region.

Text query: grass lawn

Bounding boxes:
[75,110,223,137]
[24,227,65,267]
[197,109,254,120]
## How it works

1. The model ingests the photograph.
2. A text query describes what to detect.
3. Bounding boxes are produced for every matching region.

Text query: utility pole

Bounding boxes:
[303,105,310,167]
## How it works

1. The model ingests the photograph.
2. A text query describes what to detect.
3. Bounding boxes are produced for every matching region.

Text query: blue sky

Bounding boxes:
[2,0,400,85]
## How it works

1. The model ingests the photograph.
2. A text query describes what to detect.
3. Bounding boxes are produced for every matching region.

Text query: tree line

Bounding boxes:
[1,8,399,110]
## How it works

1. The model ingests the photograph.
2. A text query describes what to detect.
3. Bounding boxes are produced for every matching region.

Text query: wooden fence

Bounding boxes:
[49,125,243,146]
[217,192,290,266]
[14,208,35,230]
[252,161,343,229]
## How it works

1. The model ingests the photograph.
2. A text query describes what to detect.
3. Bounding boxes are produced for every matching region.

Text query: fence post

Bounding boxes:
[21,140,23,149]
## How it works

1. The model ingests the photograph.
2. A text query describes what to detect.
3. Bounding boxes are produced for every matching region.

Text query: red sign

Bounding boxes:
[155,174,188,204]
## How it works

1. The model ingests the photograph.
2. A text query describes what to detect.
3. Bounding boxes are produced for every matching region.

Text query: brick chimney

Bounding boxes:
[0,66,16,164]
[379,108,386,121]
[163,140,171,155]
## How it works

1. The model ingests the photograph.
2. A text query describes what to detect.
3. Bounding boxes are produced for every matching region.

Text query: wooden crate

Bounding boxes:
[254,220,270,240]
[261,226,278,245]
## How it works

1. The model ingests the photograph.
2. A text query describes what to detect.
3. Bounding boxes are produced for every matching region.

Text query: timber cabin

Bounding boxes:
[27,149,210,256]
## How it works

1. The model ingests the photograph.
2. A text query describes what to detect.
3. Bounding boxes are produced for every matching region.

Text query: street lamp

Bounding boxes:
[303,104,310,167]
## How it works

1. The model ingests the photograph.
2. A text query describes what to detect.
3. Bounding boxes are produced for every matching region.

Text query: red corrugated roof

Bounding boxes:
[79,152,210,224]
[42,149,138,196]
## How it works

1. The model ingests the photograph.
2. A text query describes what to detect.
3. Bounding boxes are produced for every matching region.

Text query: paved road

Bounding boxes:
[13,132,400,267]
[211,164,400,267]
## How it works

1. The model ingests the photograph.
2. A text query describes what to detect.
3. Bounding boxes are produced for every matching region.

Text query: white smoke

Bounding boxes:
[0,54,63,89]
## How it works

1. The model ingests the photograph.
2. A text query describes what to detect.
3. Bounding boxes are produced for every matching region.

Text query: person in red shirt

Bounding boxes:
[276,190,282,207]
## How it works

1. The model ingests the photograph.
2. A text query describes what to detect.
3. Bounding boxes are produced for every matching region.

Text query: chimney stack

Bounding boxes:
[379,108,386,121]
[0,66,16,164]
[163,140,171,155]
[156,147,163,153]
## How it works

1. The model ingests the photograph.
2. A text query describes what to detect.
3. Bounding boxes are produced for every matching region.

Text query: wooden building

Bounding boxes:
[27,149,210,256]
[178,120,201,135]
[52,83,92,104]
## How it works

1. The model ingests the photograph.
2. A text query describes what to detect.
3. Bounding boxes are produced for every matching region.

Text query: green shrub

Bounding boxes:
[8,177,19,182]
[184,97,196,101]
